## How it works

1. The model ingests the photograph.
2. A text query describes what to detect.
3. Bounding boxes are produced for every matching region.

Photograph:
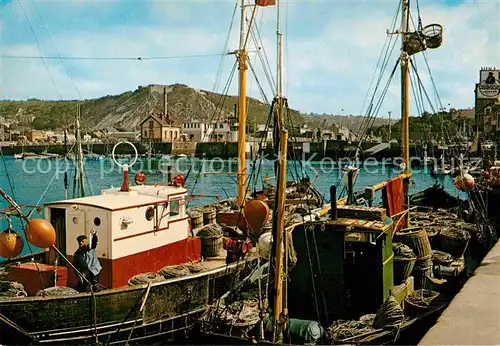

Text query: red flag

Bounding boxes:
[255,0,276,6]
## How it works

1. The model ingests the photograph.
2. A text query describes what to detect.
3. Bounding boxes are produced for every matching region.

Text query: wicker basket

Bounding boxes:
[404,289,440,317]
[200,236,222,257]
[393,256,416,285]
[394,228,432,258]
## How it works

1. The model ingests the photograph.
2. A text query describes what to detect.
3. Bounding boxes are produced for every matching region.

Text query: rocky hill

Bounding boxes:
[0,83,394,133]
[0,84,304,132]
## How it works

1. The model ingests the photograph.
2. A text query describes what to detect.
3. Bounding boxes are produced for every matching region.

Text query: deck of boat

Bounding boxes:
[419,239,500,345]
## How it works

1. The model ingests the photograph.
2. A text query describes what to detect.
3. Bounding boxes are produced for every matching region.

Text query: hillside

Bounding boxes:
[0,83,397,133]
[0,84,304,132]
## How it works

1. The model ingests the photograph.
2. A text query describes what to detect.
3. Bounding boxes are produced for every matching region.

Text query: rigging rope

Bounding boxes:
[16,0,63,100]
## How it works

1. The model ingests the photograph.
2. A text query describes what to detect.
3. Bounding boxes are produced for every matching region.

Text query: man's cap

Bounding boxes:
[77,235,88,243]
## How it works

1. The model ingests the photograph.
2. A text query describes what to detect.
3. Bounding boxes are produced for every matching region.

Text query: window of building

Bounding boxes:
[144,130,148,137]
[149,120,154,127]
[94,217,101,226]
[170,200,179,216]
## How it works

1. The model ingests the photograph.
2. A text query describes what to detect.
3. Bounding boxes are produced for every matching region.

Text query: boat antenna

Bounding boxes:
[76,102,85,197]
[64,128,68,199]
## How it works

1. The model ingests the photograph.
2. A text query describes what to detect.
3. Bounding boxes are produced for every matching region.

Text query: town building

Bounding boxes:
[140,114,181,142]
[475,67,500,139]
[182,120,234,142]
[27,130,47,142]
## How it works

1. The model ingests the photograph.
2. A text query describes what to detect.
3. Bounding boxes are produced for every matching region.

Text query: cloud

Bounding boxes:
[1,0,498,120]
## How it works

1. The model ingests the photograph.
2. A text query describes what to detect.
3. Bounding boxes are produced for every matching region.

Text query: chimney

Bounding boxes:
[164,87,168,120]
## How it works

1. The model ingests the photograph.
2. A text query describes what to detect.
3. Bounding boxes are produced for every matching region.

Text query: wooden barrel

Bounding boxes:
[394,228,432,259]
[191,215,203,229]
[200,236,222,257]
[202,208,216,225]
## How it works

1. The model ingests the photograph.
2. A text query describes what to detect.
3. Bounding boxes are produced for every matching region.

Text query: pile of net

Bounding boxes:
[197,223,223,238]
[432,250,454,266]
[0,281,27,297]
[372,296,405,328]
[212,297,261,326]
[36,286,79,297]
[158,265,192,279]
[326,320,375,342]
[187,209,202,219]
[128,263,209,286]
[128,272,166,286]
[393,243,416,259]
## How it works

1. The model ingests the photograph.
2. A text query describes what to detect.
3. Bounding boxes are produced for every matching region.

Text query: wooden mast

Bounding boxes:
[401,0,411,226]
[272,0,287,342]
[237,0,248,208]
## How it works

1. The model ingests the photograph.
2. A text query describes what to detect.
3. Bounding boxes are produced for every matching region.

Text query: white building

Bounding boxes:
[182,120,234,142]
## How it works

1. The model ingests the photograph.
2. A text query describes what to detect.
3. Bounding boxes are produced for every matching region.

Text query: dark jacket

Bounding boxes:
[73,234,102,278]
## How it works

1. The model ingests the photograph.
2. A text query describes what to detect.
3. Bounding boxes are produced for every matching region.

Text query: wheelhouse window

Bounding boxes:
[169,200,179,217]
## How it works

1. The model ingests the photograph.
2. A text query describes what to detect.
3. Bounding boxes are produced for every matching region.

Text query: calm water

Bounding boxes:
[0,155,460,259]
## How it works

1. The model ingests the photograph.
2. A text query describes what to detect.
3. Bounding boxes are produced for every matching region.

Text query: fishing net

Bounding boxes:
[211,290,261,326]
[128,272,166,286]
[372,296,405,329]
[187,209,202,218]
[359,314,376,326]
[158,264,191,279]
[326,320,375,342]
[432,250,454,266]
[197,223,223,238]
[36,286,79,297]
[393,243,416,258]
[0,280,27,297]
[186,262,207,273]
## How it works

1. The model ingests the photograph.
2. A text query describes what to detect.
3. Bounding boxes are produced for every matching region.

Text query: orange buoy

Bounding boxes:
[454,173,475,192]
[135,171,146,185]
[0,230,24,259]
[243,199,270,236]
[26,219,56,249]
[172,174,185,187]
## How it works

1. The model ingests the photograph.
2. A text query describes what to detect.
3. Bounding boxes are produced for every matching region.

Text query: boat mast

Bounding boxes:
[400,0,411,227]
[401,0,410,174]
[237,0,248,208]
[76,102,85,197]
[272,0,288,342]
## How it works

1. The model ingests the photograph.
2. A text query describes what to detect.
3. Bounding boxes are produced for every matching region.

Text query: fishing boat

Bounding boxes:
[0,141,261,345]
[0,3,326,344]
[196,0,496,345]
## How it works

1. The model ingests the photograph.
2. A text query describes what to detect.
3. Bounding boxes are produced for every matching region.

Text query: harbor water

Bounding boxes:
[0,155,463,259]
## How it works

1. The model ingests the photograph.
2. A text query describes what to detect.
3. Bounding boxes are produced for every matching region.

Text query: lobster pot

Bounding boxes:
[191,215,204,229]
[201,236,222,258]
[203,208,216,225]
[423,24,443,49]
[412,254,433,289]
[393,256,416,285]
[438,228,471,258]
[394,228,432,258]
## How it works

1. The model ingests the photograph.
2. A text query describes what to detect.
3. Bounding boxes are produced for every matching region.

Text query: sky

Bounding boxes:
[0,0,498,119]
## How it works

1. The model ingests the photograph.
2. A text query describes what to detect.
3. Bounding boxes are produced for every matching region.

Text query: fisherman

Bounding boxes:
[73,229,102,292]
